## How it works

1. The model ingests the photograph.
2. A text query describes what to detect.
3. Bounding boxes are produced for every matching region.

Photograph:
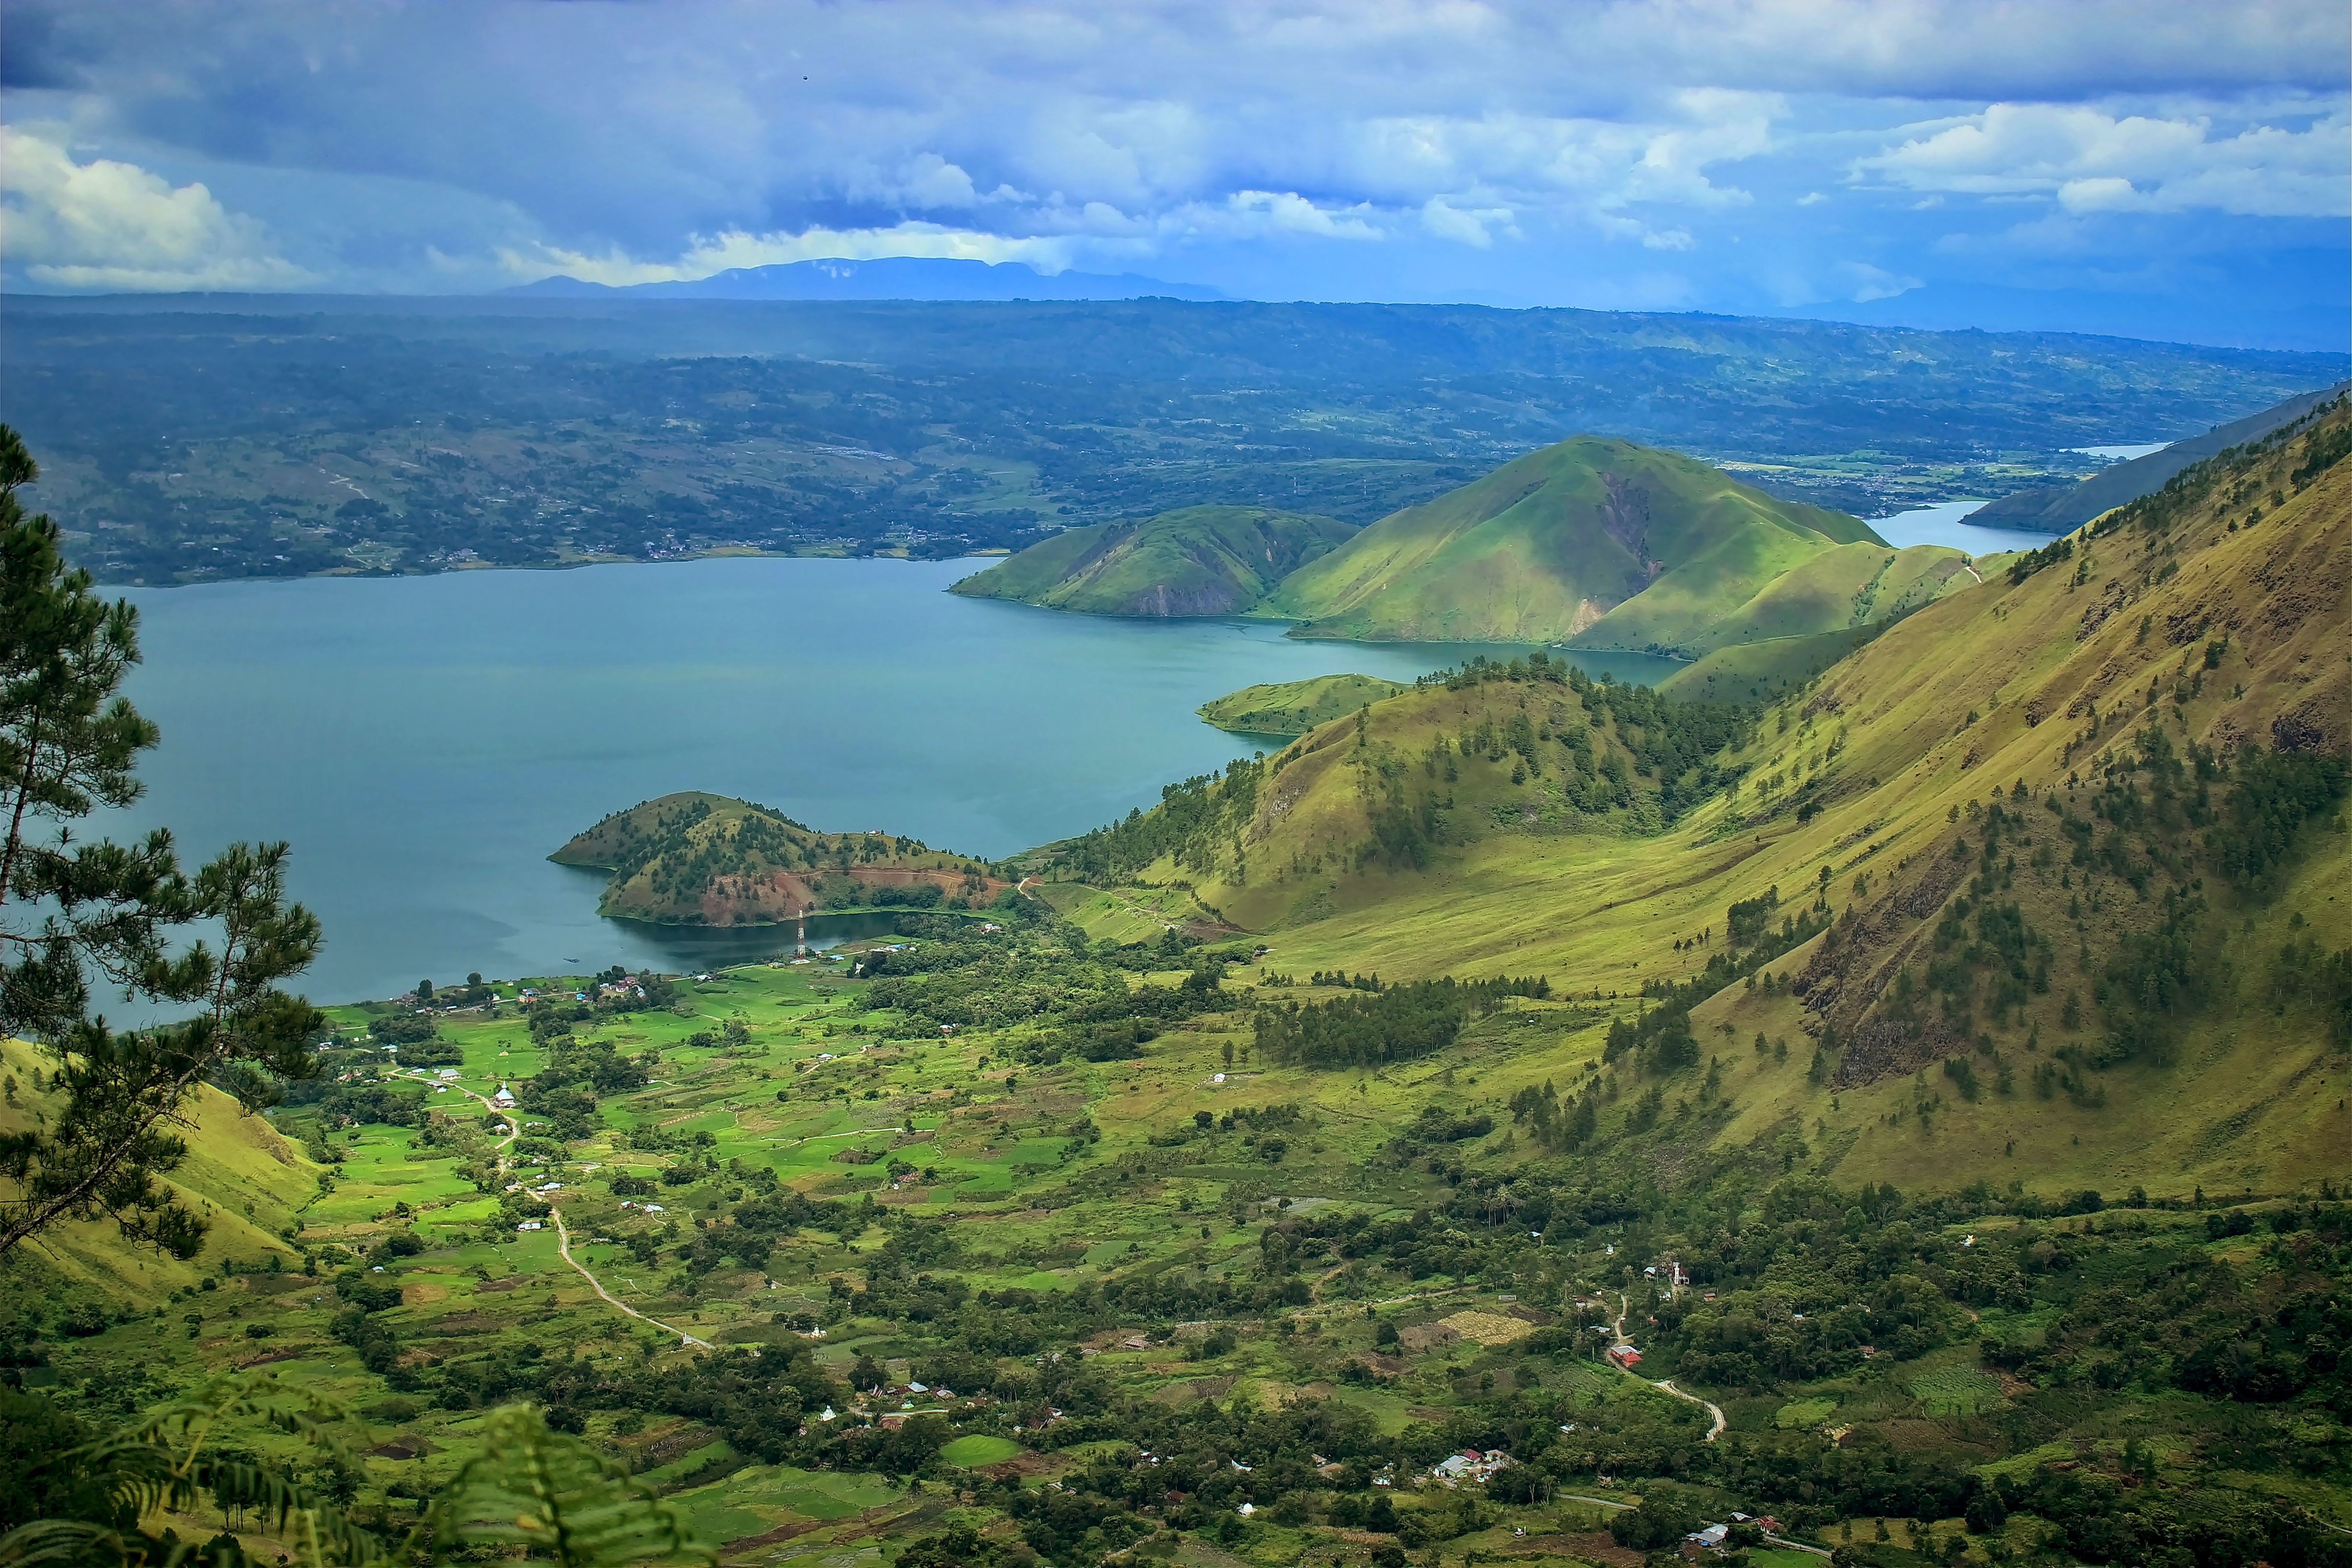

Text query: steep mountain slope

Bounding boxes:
[552,792,1009,925]
[1974,379,2350,530]
[1264,436,1892,648]
[1197,674,1407,735]
[0,1036,316,1313]
[1673,541,1976,653]
[1039,395,2352,1193]
[949,505,1354,616]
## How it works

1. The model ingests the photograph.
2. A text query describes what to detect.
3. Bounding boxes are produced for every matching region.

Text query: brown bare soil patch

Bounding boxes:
[1551,1533,1643,1568]
[1442,1310,1534,1346]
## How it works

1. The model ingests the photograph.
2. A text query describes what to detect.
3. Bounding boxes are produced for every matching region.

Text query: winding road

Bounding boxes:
[441,1077,712,1349]
[1611,1293,1728,1442]
[550,1206,711,1348]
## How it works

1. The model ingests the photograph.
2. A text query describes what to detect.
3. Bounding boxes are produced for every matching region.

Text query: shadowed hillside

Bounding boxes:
[949,505,1354,616]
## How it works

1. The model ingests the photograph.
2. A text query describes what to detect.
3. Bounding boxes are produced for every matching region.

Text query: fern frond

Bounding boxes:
[427,1406,712,1568]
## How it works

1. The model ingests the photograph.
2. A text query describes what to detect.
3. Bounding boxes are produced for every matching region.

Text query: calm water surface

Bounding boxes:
[111,558,1681,1006]
[1872,499,2062,555]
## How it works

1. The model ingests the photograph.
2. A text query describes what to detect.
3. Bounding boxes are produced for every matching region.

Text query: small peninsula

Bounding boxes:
[1196,673,1408,735]
[552,791,1010,926]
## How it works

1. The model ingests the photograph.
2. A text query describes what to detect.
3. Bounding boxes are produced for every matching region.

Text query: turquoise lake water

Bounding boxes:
[108,558,1681,1007]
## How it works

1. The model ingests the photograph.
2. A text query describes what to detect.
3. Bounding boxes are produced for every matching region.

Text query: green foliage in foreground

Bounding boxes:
[0,424,324,1263]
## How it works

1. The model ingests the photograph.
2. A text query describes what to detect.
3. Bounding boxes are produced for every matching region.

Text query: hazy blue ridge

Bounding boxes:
[505,257,1226,303]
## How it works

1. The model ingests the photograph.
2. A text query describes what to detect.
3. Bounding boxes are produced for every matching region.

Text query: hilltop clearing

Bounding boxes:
[552,792,1016,926]
[1198,673,1409,735]
[950,505,1353,615]
[1266,436,1957,652]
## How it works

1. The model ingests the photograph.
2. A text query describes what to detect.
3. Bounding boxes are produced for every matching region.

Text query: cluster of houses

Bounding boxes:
[1677,1515,1783,1559]
[1429,1449,1514,1485]
[833,1377,996,1431]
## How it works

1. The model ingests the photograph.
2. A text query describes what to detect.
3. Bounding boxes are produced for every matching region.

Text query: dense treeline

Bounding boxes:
[1060,756,1264,883]
[1419,654,1755,821]
[1254,976,1551,1069]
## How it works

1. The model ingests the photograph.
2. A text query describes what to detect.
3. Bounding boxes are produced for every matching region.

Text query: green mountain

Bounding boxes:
[1264,435,1899,650]
[551,791,1007,924]
[949,505,1354,616]
[1197,673,1408,735]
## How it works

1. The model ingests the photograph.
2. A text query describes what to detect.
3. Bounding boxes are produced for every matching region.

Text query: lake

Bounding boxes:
[1872,499,2063,556]
[108,558,1681,1009]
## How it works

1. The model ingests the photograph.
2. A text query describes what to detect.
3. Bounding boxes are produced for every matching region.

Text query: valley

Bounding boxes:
[4,395,2347,1568]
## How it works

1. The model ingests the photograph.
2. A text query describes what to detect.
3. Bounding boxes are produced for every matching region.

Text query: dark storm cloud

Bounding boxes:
[0,5,83,90]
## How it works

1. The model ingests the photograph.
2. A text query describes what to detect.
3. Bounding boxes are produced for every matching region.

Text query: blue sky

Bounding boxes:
[3,0,2345,348]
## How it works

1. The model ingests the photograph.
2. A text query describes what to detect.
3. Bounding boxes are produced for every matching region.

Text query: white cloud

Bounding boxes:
[508,222,1080,286]
[1200,191,1384,242]
[1836,260,1923,301]
[1854,103,2351,217]
[0,124,313,289]
[1420,197,1517,247]
[3,0,2343,309]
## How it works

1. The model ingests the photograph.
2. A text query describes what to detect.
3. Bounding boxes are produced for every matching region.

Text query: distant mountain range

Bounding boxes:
[506,256,1224,303]
[1971,380,2352,530]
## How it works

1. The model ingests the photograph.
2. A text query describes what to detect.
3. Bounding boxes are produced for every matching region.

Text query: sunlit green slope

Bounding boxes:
[1044,397,2352,1194]
[1264,435,1884,647]
[553,791,1008,925]
[1197,673,1408,735]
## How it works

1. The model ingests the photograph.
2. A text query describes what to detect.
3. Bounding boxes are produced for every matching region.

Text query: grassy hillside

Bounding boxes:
[1198,673,1408,735]
[1040,394,2352,1193]
[1659,626,1883,699]
[1670,541,1978,654]
[1265,436,1886,648]
[0,1036,318,1331]
[948,505,1354,616]
[552,791,1012,925]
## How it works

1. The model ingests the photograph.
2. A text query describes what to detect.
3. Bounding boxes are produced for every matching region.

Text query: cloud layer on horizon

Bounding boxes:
[1,0,2345,346]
